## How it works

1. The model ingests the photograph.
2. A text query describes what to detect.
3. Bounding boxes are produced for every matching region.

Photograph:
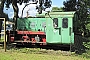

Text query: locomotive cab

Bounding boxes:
[45,11,75,45]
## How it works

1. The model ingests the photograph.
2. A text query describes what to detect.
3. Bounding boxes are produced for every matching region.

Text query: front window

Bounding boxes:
[62,18,68,28]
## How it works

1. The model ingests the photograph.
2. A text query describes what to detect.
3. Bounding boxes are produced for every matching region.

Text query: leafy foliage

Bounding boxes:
[63,0,90,37]
[52,7,64,11]
[4,0,52,30]
[63,0,76,11]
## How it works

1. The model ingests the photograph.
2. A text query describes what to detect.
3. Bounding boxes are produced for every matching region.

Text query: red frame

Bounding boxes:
[8,31,46,44]
[17,31,45,35]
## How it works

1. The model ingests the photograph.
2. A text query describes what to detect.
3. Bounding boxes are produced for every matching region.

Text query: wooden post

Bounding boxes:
[0,18,6,52]
[4,18,6,52]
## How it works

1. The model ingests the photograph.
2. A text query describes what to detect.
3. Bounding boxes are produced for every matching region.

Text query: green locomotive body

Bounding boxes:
[17,18,46,32]
[7,11,77,47]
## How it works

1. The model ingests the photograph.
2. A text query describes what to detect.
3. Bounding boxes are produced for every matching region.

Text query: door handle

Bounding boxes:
[69,27,71,36]
[59,27,61,35]
[54,27,61,35]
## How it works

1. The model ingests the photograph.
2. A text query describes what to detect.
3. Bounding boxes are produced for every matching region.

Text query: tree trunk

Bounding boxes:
[12,0,19,30]
[0,0,5,38]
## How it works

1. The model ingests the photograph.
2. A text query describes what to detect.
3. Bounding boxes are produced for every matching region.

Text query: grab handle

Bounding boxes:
[69,27,71,36]
[54,27,61,35]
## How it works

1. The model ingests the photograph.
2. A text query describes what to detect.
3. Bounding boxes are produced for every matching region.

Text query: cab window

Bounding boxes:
[62,18,68,28]
[53,18,58,27]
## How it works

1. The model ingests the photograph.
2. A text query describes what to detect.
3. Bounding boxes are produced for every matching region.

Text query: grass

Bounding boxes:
[0,36,4,42]
[0,48,90,60]
[0,36,90,60]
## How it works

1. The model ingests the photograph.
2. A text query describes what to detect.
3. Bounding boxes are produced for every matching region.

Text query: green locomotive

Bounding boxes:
[7,11,77,48]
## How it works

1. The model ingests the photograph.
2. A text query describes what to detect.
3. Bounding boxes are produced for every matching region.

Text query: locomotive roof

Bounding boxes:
[36,13,46,18]
[50,11,75,15]
[45,11,76,18]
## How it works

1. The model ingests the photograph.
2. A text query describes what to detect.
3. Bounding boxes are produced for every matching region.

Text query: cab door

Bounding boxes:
[46,18,61,43]
[61,18,71,43]
[52,18,62,43]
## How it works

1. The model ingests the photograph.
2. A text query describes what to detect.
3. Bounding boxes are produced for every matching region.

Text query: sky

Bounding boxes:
[4,0,65,18]
[52,0,65,7]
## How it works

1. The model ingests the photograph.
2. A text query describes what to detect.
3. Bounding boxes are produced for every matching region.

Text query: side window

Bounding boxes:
[53,18,58,27]
[30,22,35,28]
[62,18,68,28]
[42,22,46,27]
[19,22,25,27]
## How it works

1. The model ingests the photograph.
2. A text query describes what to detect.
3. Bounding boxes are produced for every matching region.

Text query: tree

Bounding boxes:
[5,0,52,30]
[5,0,30,30]
[63,0,90,36]
[0,0,9,38]
[63,0,77,11]
[0,0,52,35]
[52,7,60,10]
[52,7,64,11]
